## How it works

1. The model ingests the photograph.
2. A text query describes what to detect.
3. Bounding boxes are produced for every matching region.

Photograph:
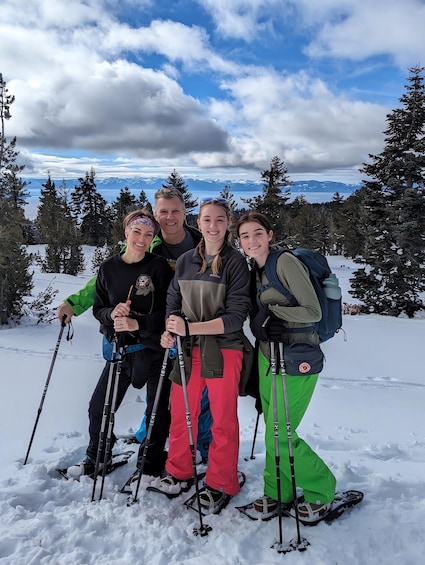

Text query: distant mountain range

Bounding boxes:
[25,176,360,193]
[24,177,361,208]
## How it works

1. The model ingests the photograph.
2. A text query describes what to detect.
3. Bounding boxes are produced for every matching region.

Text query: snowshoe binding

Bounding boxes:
[295,490,364,526]
[57,450,134,481]
[184,471,246,515]
[120,467,159,495]
[236,495,294,521]
[147,472,205,499]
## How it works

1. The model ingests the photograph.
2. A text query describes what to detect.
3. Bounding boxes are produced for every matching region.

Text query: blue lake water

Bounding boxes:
[24,178,357,220]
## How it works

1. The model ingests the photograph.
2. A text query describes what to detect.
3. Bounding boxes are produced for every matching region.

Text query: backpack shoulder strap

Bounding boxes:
[262,249,296,305]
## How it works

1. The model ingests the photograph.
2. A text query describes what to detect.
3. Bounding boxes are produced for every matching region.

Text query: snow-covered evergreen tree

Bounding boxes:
[0,73,32,323]
[350,66,425,317]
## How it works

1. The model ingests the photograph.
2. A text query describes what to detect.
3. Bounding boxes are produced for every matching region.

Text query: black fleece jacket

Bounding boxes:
[93,252,174,350]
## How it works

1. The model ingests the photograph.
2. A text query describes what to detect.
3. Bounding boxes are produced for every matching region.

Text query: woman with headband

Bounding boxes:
[67,209,174,478]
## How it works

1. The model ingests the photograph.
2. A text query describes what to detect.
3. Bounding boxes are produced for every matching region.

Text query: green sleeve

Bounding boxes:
[64,275,97,316]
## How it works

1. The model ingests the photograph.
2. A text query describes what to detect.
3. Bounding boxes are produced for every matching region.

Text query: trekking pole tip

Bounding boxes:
[272,537,310,554]
[193,524,212,537]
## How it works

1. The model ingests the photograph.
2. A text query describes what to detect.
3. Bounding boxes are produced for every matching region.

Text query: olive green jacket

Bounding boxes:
[255,252,321,358]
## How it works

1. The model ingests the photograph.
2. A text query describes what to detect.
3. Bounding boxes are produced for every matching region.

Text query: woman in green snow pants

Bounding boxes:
[237,211,336,522]
[258,350,335,504]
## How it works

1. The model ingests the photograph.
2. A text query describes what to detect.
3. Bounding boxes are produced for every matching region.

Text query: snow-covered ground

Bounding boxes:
[0,247,424,565]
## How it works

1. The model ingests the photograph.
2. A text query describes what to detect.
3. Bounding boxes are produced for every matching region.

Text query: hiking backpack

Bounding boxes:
[262,248,343,343]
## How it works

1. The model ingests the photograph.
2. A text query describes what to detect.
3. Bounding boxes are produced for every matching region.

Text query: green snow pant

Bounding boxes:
[259,349,336,504]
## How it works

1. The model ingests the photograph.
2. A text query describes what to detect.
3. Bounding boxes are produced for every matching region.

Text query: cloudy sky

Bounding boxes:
[1,0,424,184]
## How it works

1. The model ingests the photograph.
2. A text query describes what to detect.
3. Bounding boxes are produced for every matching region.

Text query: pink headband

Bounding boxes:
[125,216,156,237]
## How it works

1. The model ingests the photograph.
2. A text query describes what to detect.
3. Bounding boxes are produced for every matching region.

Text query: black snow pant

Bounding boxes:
[87,347,171,476]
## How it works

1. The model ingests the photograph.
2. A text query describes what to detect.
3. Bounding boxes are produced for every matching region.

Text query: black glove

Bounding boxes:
[250,309,284,342]
[266,317,285,342]
[250,308,272,341]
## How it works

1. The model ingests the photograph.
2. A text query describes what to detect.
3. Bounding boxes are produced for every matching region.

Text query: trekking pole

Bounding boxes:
[24,315,67,465]
[244,410,260,461]
[91,336,122,501]
[269,341,285,551]
[277,342,309,553]
[98,341,124,500]
[176,335,212,537]
[131,347,170,504]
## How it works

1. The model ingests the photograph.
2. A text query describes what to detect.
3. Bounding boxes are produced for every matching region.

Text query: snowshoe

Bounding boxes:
[120,467,159,495]
[294,490,364,526]
[184,471,246,516]
[121,468,139,494]
[146,472,205,499]
[236,490,363,524]
[236,495,294,521]
[57,450,134,480]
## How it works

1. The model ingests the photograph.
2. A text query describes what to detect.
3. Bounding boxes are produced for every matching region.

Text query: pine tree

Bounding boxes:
[220,185,237,211]
[36,174,60,241]
[112,187,138,219]
[59,188,85,276]
[137,190,153,213]
[286,196,331,252]
[0,72,13,168]
[91,245,110,272]
[328,192,346,255]
[220,184,237,222]
[340,187,367,258]
[162,169,197,211]
[72,168,112,246]
[242,156,292,237]
[350,66,425,316]
[0,73,32,323]
[37,177,85,275]
[109,187,138,248]
[37,175,62,272]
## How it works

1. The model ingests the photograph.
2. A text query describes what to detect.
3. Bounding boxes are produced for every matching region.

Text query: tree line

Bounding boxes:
[0,66,424,324]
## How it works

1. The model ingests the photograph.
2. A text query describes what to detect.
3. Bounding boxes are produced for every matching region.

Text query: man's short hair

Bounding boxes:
[154,187,185,205]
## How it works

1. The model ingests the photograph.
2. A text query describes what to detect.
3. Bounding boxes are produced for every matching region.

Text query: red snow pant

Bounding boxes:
[166,347,243,495]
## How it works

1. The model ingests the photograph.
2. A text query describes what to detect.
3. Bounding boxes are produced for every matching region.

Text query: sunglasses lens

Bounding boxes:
[201,197,227,204]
